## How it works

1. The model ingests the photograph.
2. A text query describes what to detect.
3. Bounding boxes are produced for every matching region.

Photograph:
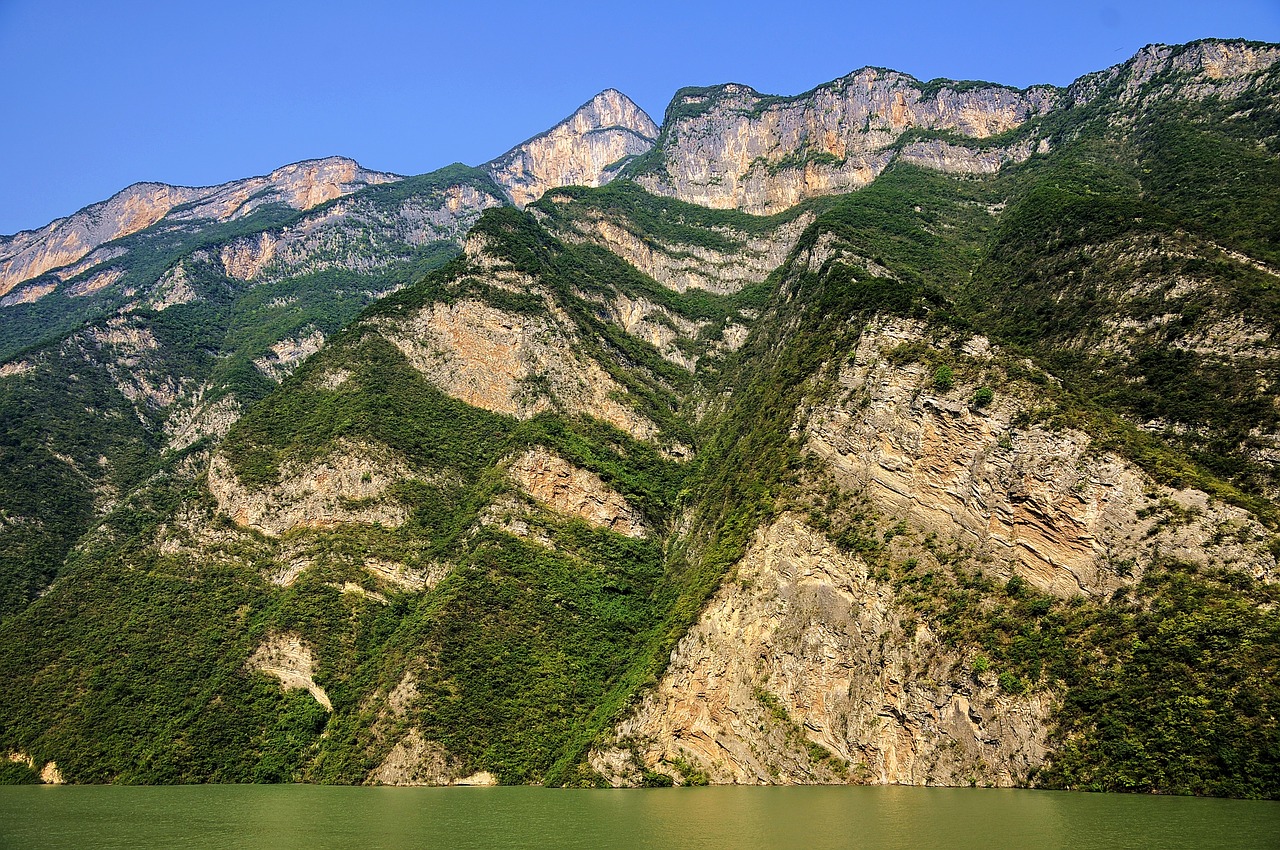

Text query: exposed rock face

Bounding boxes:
[253,329,326,381]
[0,282,57,307]
[362,559,448,593]
[165,392,242,451]
[0,361,34,379]
[896,137,1043,174]
[7,752,63,784]
[1070,40,1280,109]
[803,317,1276,597]
[593,515,1052,787]
[0,156,399,297]
[145,261,199,311]
[53,247,127,281]
[207,442,414,537]
[633,40,1279,215]
[487,90,659,208]
[368,728,458,785]
[508,447,647,537]
[65,267,124,298]
[247,632,333,711]
[548,197,812,295]
[0,183,206,298]
[220,232,279,281]
[582,291,703,370]
[380,296,657,441]
[210,181,505,287]
[367,728,496,786]
[637,71,1057,213]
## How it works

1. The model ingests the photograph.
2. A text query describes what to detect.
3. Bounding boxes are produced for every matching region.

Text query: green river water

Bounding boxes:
[1,785,1277,849]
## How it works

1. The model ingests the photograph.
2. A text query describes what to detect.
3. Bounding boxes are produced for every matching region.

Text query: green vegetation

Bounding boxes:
[0,41,1278,797]
[0,162,495,619]
[890,548,1280,797]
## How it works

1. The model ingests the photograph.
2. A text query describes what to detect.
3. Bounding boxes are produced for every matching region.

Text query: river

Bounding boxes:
[2,785,1277,849]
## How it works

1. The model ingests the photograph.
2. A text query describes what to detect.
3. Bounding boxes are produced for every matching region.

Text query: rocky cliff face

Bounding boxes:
[803,317,1275,598]
[487,90,659,208]
[207,443,415,537]
[632,39,1280,215]
[507,447,648,538]
[248,632,333,711]
[592,514,1053,787]
[1,39,1278,795]
[376,234,658,441]
[542,188,812,295]
[1068,39,1280,109]
[634,71,1057,213]
[0,156,399,299]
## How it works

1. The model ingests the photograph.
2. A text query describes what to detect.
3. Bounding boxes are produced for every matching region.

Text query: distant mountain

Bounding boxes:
[0,40,1277,798]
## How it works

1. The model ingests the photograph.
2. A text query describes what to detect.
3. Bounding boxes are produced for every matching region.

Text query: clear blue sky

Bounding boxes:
[1,0,1278,236]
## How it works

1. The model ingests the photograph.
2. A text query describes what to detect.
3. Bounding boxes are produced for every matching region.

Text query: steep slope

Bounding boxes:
[0,40,1277,798]
[0,157,399,303]
[0,92,658,618]
[626,39,1279,215]
[487,89,659,208]
[0,203,738,785]
[626,72,1056,214]
[0,165,505,617]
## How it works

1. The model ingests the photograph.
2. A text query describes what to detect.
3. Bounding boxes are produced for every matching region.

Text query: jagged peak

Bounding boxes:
[577,88,659,136]
[488,90,658,167]
[485,90,659,208]
[1065,38,1280,104]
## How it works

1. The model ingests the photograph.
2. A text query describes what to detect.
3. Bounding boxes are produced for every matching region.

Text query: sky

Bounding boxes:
[1,0,1278,236]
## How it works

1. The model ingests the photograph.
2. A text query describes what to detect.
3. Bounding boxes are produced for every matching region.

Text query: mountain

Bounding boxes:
[0,91,656,619]
[0,40,1278,797]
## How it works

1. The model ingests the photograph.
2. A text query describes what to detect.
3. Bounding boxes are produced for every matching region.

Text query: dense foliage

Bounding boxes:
[0,40,1278,797]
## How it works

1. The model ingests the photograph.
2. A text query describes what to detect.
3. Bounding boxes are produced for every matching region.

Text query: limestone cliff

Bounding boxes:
[507,447,648,537]
[207,442,415,537]
[592,514,1053,787]
[542,187,812,295]
[803,318,1275,598]
[2,39,1278,794]
[634,39,1279,214]
[487,90,659,208]
[0,156,399,299]
[634,71,1057,213]
[248,632,333,711]
[1067,40,1280,110]
[209,180,504,288]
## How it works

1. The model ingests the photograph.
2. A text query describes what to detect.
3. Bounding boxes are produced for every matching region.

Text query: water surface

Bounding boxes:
[2,785,1277,850]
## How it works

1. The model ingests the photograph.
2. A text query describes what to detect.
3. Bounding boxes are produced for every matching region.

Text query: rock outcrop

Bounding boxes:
[487,90,659,208]
[380,295,657,441]
[367,728,498,786]
[636,71,1057,213]
[507,447,647,537]
[207,443,414,537]
[0,156,399,298]
[547,193,812,295]
[247,632,333,711]
[803,318,1276,597]
[1069,40,1280,109]
[592,515,1052,787]
[632,40,1280,215]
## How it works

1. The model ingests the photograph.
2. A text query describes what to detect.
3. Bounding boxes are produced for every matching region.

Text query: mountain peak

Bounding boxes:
[486,90,658,208]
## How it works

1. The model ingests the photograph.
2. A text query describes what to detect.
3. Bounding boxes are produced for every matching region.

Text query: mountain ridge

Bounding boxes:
[0,38,1278,796]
